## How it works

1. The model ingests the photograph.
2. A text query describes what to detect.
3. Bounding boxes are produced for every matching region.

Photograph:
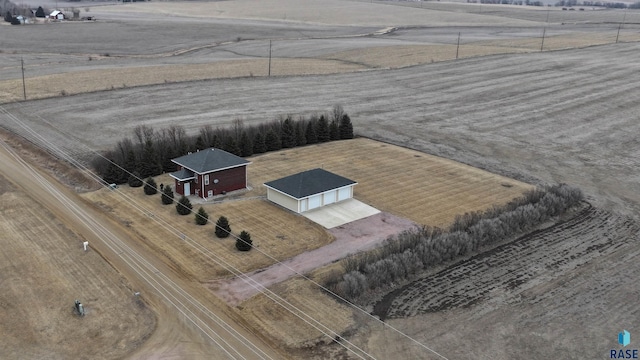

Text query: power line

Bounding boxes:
[0,106,378,360]
[1,105,449,360]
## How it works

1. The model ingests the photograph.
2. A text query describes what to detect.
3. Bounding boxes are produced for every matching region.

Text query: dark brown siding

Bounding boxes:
[202,166,247,197]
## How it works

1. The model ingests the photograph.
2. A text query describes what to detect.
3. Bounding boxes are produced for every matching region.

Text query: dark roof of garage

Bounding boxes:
[172,148,250,174]
[264,168,356,199]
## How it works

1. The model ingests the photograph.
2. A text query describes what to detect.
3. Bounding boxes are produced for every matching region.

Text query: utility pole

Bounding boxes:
[21,58,26,100]
[268,40,272,77]
[616,10,627,43]
[456,32,461,60]
[540,28,546,51]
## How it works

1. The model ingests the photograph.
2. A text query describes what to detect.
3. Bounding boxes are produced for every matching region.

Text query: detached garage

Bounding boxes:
[264,168,357,213]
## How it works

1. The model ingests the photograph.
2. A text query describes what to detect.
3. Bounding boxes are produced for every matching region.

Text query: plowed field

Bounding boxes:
[374,204,640,319]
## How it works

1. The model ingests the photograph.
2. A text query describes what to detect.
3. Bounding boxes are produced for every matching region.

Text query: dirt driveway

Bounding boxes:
[211,211,417,306]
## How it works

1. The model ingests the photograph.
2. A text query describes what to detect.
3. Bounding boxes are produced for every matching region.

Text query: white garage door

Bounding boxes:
[337,187,351,201]
[308,194,322,210]
[324,190,336,205]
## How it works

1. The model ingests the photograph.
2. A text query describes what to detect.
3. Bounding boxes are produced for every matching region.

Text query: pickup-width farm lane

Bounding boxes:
[0,141,282,359]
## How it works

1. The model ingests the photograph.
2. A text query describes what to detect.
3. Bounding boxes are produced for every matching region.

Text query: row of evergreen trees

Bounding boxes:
[94,106,354,185]
[140,178,253,251]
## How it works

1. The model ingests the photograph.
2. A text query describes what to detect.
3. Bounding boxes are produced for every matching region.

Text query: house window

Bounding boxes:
[195,176,198,184]
[204,174,210,185]
[208,190,213,198]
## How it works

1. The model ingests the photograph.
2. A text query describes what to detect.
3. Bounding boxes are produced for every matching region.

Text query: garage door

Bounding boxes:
[308,194,322,210]
[337,187,351,201]
[323,190,336,205]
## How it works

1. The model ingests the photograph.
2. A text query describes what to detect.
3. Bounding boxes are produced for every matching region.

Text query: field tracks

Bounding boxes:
[373,203,640,320]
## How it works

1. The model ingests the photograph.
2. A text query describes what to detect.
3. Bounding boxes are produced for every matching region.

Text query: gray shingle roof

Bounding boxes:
[172,148,249,174]
[264,168,356,199]
[169,168,195,181]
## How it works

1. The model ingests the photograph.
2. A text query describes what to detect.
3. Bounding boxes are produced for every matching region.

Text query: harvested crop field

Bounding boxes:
[3,0,640,358]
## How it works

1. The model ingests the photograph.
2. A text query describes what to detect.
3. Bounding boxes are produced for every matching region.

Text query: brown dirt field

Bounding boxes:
[0,173,155,360]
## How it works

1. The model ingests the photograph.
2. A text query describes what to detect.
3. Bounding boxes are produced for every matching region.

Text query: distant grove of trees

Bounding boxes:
[325,184,584,302]
[94,106,354,184]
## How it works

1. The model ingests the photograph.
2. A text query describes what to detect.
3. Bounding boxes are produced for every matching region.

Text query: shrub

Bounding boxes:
[236,230,252,251]
[195,207,209,225]
[161,185,174,205]
[215,216,231,238]
[176,195,192,215]
[143,177,158,195]
[128,171,143,187]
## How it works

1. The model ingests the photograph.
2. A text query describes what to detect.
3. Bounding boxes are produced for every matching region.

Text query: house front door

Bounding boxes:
[184,182,191,196]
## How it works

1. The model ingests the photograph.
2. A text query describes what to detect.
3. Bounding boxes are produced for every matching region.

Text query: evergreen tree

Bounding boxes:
[329,119,340,141]
[176,195,193,215]
[4,11,13,23]
[316,115,330,143]
[140,140,162,178]
[194,135,206,151]
[162,185,174,205]
[295,121,307,146]
[215,216,232,238]
[281,118,296,148]
[253,131,267,154]
[223,135,241,156]
[195,207,209,225]
[143,177,158,195]
[124,149,137,173]
[265,129,281,151]
[103,160,126,185]
[35,6,45,17]
[339,114,354,139]
[305,120,317,144]
[239,131,253,157]
[236,231,253,251]
[209,134,221,148]
[128,171,143,187]
[162,146,177,173]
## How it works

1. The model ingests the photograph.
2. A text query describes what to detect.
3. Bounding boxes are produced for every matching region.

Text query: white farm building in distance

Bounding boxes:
[264,168,356,213]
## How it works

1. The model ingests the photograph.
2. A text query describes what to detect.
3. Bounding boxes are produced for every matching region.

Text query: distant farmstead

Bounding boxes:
[170,148,250,199]
[264,168,356,213]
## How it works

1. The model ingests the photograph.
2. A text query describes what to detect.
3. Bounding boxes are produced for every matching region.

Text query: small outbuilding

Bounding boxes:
[170,148,250,199]
[49,10,65,20]
[264,168,356,213]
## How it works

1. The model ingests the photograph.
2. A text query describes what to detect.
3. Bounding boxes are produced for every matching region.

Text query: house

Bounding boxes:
[264,168,356,213]
[49,10,65,20]
[169,148,250,199]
